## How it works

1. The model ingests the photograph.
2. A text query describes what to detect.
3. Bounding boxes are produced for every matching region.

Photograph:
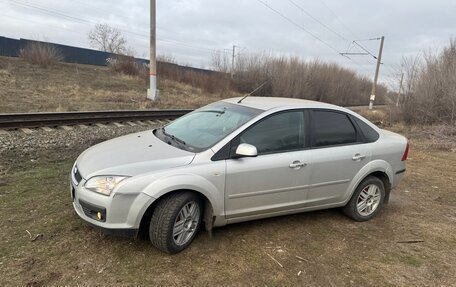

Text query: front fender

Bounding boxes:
[140,173,224,218]
[343,159,393,205]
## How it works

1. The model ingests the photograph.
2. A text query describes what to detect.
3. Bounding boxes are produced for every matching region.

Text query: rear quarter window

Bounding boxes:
[353,117,380,143]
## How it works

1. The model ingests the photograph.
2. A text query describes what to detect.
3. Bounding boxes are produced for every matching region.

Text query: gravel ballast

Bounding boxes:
[0,123,160,158]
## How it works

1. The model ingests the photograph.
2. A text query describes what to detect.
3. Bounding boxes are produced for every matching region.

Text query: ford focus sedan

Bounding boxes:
[70,97,408,253]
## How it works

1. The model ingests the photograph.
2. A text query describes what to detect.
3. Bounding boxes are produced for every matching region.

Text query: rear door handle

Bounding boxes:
[289,161,307,169]
[352,153,366,161]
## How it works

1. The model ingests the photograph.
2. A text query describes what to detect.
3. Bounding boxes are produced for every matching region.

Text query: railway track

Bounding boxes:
[0,105,386,131]
[0,110,192,130]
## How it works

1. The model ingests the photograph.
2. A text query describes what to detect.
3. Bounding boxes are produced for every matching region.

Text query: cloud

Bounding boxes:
[1,0,455,85]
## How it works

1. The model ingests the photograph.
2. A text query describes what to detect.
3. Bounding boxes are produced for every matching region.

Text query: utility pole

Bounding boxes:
[396,72,404,107]
[369,36,385,110]
[231,45,236,79]
[147,0,158,100]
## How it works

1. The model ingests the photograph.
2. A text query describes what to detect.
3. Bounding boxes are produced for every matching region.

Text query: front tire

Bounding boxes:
[149,191,202,254]
[343,176,385,221]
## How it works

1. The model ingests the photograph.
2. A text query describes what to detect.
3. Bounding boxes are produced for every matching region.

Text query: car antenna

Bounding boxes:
[237,78,271,104]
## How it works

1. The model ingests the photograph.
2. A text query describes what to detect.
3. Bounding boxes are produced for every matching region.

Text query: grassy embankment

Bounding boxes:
[0,56,233,113]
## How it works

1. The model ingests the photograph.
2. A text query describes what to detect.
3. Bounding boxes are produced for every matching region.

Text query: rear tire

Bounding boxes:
[149,191,202,254]
[343,176,385,221]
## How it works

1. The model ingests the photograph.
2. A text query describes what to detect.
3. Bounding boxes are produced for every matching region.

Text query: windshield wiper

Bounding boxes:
[161,127,187,146]
[199,108,226,115]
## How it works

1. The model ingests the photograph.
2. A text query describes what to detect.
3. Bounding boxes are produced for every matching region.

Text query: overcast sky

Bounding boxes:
[1,0,455,88]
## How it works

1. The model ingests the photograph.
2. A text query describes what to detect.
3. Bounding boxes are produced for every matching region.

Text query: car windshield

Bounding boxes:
[155,101,262,152]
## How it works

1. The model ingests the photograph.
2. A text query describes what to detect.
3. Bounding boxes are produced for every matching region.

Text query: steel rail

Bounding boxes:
[0,105,386,129]
[0,109,193,129]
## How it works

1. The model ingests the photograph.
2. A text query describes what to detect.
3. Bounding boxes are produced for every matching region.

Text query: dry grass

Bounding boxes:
[18,42,63,68]
[0,56,236,113]
[158,62,233,95]
[0,128,455,286]
[357,108,389,125]
[0,55,391,114]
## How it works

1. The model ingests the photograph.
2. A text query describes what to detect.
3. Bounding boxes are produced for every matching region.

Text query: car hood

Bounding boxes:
[76,130,195,179]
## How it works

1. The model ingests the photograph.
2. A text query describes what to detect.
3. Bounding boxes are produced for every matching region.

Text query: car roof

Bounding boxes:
[222,96,343,111]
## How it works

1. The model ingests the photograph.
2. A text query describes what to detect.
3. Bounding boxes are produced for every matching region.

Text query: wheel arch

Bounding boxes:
[345,160,393,205]
[138,188,217,237]
[364,170,392,203]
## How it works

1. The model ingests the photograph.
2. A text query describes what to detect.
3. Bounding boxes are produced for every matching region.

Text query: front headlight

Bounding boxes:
[84,176,129,196]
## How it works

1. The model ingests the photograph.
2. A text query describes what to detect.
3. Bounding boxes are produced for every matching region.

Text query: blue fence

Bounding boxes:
[0,36,21,57]
[0,36,216,75]
[0,36,116,65]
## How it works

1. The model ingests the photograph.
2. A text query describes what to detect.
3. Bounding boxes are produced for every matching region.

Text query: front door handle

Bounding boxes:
[289,161,307,169]
[352,153,366,161]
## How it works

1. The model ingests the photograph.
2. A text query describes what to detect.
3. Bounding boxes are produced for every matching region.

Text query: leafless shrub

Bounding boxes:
[108,54,142,76]
[109,52,233,93]
[232,53,386,106]
[397,39,456,125]
[157,54,176,64]
[18,42,63,68]
[158,59,232,94]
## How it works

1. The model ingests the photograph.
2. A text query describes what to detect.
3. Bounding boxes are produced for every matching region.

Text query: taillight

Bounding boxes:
[402,140,410,161]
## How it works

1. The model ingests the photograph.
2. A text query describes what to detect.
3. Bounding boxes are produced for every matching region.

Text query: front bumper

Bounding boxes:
[86,221,140,238]
[71,180,155,237]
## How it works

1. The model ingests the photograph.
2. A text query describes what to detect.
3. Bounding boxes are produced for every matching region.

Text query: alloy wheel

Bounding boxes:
[356,184,382,216]
[172,201,200,246]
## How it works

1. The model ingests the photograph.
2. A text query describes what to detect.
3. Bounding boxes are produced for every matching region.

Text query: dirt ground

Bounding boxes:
[0,124,455,286]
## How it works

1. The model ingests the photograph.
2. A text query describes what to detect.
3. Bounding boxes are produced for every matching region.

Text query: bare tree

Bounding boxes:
[88,23,127,54]
[211,50,231,73]
[396,39,456,125]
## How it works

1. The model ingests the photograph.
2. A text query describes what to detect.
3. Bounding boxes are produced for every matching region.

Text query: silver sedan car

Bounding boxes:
[70,97,408,253]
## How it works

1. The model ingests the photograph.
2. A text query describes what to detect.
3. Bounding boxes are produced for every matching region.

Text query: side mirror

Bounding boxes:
[235,143,258,158]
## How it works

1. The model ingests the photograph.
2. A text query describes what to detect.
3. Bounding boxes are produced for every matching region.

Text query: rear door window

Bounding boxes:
[312,110,357,147]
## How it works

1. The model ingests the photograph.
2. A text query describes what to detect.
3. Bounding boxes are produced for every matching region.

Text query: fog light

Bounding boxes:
[97,212,102,220]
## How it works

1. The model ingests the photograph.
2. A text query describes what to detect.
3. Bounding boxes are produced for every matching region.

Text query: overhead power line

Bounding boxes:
[70,0,217,47]
[316,0,391,72]
[1,9,218,54]
[255,0,341,55]
[255,0,373,75]
[354,37,383,42]
[3,0,385,77]
[287,0,348,42]
[317,0,357,39]
[158,38,228,53]
[313,1,394,89]
[8,0,91,24]
[4,0,229,54]
[353,41,378,59]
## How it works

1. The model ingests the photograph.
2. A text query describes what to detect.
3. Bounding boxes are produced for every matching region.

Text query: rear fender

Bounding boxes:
[343,160,393,205]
